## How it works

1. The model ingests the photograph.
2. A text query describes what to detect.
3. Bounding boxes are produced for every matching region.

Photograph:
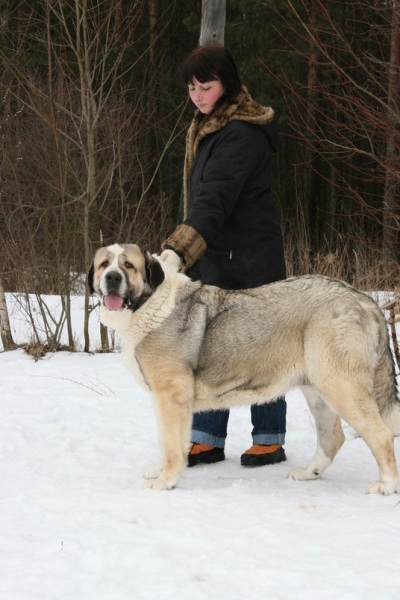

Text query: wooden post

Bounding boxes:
[199,0,226,46]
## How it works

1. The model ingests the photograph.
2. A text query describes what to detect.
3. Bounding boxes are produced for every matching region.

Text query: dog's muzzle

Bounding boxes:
[102,270,127,310]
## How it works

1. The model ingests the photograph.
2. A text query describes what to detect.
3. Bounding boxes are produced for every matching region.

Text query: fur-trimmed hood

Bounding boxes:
[183,86,275,218]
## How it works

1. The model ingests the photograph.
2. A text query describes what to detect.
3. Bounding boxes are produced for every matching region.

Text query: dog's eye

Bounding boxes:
[100,260,109,268]
[125,261,135,269]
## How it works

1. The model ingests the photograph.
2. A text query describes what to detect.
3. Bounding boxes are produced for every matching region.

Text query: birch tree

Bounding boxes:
[0,278,16,351]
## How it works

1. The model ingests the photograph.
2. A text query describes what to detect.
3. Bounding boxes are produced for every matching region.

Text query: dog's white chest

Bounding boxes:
[119,322,152,391]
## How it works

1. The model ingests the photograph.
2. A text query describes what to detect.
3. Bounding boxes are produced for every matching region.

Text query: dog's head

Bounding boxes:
[88,243,165,312]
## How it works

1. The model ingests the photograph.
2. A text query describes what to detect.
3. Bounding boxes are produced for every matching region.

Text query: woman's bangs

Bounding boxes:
[182,55,219,85]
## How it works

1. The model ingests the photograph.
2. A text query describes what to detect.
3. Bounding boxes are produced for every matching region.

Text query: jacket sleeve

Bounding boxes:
[163,121,264,268]
[186,122,262,242]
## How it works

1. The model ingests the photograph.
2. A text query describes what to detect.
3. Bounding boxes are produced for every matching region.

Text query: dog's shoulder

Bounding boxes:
[127,273,199,334]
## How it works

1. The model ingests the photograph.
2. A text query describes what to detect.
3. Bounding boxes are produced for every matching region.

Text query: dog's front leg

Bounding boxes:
[143,396,167,481]
[142,374,193,490]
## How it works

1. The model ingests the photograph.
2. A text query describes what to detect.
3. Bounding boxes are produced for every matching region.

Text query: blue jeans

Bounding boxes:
[191,397,286,448]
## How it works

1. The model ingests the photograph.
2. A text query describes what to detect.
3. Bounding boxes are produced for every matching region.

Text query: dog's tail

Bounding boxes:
[376,335,400,435]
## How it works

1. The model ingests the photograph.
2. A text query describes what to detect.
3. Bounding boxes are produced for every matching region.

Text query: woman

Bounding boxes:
[161,45,287,468]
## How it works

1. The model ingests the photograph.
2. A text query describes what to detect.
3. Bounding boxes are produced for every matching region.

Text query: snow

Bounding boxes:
[1,295,400,599]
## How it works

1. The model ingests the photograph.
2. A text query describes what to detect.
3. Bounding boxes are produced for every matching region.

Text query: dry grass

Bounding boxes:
[284,230,400,292]
[23,340,75,361]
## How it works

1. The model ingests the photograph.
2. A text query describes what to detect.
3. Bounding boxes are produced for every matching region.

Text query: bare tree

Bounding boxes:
[268,0,400,262]
[0,0,186,352]
[383,1,400,252]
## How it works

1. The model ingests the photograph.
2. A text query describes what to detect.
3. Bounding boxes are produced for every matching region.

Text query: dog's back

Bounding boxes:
[192,274,400,433]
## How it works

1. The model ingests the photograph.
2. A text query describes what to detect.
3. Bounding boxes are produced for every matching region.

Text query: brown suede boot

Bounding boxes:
[188,443,225,467]
[241,444,286,467]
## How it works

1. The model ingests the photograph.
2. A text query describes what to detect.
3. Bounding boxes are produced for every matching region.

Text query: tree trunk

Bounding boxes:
[0,278,17,350]
[149,0,157,59]
[303,36,319,248]
[382,0,400,257]
[199,0,226,45]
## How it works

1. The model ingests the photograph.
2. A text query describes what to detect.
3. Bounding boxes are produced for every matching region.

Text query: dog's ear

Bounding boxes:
[145,252,165,290]
[87,263,95,295]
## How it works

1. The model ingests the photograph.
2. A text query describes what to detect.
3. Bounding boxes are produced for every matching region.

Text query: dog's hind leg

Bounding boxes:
[341,408,397,495]
[317,381,398,495]
[288,387,345,482]
[142,371,194,491]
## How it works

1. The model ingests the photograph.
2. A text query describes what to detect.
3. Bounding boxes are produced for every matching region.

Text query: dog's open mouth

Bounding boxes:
[103,291,126,311]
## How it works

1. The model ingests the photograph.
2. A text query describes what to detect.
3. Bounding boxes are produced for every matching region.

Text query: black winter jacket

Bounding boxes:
[181,118,286,289]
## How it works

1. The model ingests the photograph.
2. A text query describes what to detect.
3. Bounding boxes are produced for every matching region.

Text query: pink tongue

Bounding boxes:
[104,291,125,310]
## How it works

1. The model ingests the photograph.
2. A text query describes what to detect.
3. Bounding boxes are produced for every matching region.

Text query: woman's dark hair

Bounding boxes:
[181,45,241,106]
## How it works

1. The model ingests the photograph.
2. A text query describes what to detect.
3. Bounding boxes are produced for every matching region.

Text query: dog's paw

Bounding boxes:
[141,477,175,491]
[366,479,398,495]
[143,464,163,480]
[287,467,320,481]
[160,249,182,272]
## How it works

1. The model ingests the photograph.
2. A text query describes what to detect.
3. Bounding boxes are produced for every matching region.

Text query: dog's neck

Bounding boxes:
[127,290,153,312]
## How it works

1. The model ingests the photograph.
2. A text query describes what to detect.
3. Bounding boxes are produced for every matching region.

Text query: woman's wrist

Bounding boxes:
[162,224,206,269]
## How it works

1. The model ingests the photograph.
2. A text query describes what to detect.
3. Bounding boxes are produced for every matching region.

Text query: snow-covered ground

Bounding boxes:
[1,295,400,599]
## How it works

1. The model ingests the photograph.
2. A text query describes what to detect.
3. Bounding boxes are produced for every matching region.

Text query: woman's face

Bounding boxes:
[188,77,225,114]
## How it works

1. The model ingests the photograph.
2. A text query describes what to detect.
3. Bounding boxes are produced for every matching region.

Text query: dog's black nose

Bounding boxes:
[106,271,122,291]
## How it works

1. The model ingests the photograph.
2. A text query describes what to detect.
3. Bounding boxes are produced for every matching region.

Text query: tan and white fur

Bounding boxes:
[88,243,400,494]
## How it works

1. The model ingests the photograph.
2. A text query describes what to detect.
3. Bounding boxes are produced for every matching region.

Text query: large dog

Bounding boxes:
[88,243,400,494]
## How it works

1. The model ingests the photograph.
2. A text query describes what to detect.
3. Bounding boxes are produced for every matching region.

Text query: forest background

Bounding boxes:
[0,0,399,353]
